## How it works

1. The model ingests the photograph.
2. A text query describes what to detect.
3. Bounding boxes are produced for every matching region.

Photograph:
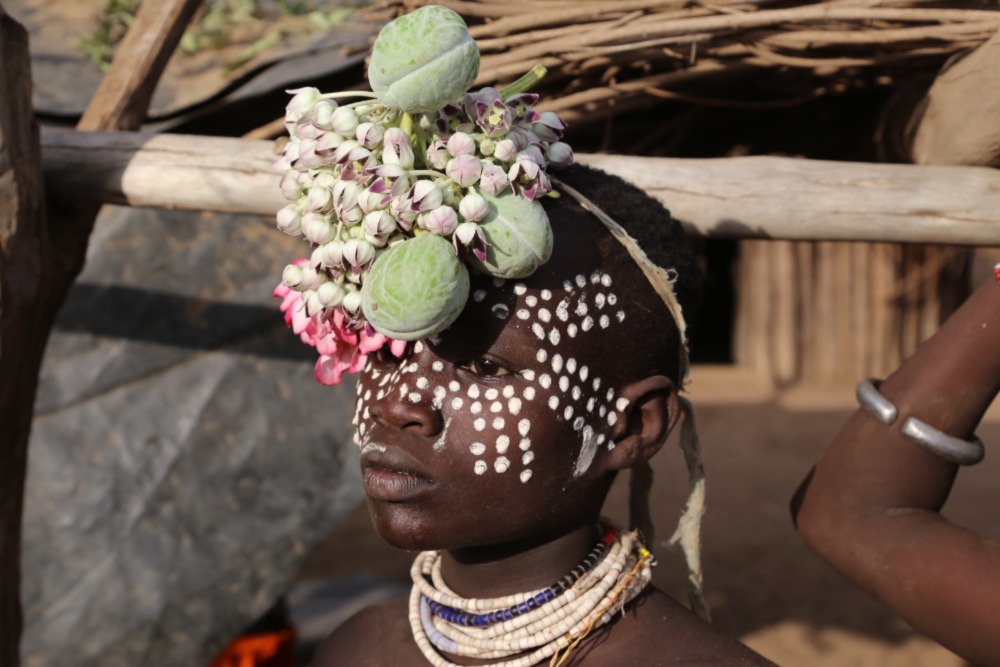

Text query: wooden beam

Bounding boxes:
[0,6,46,665]
[40,129,1000,246]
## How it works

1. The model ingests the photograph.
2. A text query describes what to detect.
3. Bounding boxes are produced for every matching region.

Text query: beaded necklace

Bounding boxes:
[408,523,654,667]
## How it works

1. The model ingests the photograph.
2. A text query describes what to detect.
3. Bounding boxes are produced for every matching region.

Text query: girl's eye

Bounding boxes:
[466,356,511,377]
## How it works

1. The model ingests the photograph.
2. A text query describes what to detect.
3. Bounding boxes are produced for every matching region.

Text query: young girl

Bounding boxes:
[792,273,1000,665]
[274,8,771,662]
[307,165,770,666]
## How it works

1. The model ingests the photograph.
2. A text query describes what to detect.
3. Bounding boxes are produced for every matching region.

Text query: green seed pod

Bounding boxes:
[362,233,470,339]
[368,5,480,113]
[469,191,553,279]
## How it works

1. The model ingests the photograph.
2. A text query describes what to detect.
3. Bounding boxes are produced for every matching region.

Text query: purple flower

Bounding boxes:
[364,210,397,244]
[409,180,444,211]
[342,239,376,270]
[425,139,450,170]
[389,195,417,231]
[480,162,510,196]
[453,221,489,262]
[382,127,414,169]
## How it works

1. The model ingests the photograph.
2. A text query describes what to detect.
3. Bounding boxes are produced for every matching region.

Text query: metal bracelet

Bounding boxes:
[856,378,898,425]
[901,417,985,466]
[855,378,985,466]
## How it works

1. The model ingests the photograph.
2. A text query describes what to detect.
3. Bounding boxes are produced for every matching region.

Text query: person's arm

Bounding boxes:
[792,276,1000,665]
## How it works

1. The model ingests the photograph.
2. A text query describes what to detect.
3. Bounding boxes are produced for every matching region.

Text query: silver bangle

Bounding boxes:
[855,378,986,466]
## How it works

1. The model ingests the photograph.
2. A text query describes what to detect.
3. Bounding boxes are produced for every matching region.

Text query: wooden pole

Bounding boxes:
[0,8,46,665]
[38,130,1000,246]
[0,1,201,665]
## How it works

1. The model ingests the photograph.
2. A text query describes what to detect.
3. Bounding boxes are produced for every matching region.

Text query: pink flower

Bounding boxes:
[275,260,403,385]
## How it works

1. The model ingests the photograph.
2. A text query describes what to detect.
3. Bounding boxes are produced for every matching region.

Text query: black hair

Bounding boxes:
[544,163,704,349]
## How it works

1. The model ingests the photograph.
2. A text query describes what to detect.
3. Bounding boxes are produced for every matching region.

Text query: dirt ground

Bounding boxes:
[298,366,1000,666]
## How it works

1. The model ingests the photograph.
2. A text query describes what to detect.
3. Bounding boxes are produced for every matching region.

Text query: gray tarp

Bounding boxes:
[21,207,363,667]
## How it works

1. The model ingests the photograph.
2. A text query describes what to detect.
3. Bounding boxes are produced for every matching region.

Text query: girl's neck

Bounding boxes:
[438,522,602,599]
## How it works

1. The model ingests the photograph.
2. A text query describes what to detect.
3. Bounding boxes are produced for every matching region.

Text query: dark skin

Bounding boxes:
[314,205,770,666]
[792,277,1000,665]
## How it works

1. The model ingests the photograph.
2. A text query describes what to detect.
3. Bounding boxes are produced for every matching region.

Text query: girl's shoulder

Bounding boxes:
[311,597,421,667]
[580,588,775,666]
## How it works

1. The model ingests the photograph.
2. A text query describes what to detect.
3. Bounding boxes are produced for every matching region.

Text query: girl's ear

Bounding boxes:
[600,376,681,472]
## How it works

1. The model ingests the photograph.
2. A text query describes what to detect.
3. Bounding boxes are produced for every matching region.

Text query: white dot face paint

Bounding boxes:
[548,395,559,410]
[519,438,532,451]
[522,451,534,465]
[513,283,527,295]
[599,315,610,329]
[449,381,461,392]
[473,289,487,302]
[567,323,578,338]
[432,361,444,372]
[508,398,522,415]
[470,442,486,455]
[538,308,551,323]
[496,435,510,453]
[468,385,481,399]
[551,354,563,374]
[548,329,560,345]
[520,469,532,483]
[471,401,483,415]
[532,323,546,340]
[492,303,510,320]
[474,460,488,475]
[502,385,515,398]
[541,289,552,300]
[536,349,548,363]
[566,358,577,374]
[474,418,486,431]
[558,376,570,393]
[525,295,538,307]
[416,377,429,390]
[523,387,536,401]
[518,419,531,436]
[494,457,510,473]
[616,397,630,412]
[521,369,536,381]
[601,274,613,287]
[452,397,464,411]
[575,274,587,288]
[517,309,530,320]
[492,417,505,430]
[485,388,499,400]
[490,401,502,413]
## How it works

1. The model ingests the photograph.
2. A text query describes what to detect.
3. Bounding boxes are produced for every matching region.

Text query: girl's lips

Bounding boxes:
[362,466,436,501]
[360,445,437,501]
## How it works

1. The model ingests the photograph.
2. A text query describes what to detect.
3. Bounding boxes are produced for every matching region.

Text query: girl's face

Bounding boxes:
[353,222,647,551]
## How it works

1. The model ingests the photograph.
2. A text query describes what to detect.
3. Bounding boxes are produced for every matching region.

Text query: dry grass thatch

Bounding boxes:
[360,1,1000,123]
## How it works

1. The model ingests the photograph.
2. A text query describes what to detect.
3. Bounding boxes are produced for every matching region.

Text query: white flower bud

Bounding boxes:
[285,87,321,123]
[281,263,304,289]
[320,240,345,268]
[478,137,496,157]
[310,100,338,130]
[317,281,346,308]
[547,141,574,166]
[382,127,415,169]
[493,138,518,162]
[306,186,333,213]
[304,289,324,316]
[410,180,443,211]
[342,289,363,315]
[446,155,482,188]
[279,173,304,201]
[458,192,489,222]
[301,212,335,245]
[343,239,376,267]
[356,122,384,149]
[331,106,359,135]
[276,204,302,236]
[418,205,459,236]
[299,265,322,291]
[447,132,476,157]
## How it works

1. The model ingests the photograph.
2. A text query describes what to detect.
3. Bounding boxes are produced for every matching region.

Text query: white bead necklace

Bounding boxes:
[408,526,654,667]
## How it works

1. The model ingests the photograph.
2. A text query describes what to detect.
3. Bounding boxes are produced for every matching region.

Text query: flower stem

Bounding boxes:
[408,169,447,178]
[321,91,379,100]
[499,64,548,99]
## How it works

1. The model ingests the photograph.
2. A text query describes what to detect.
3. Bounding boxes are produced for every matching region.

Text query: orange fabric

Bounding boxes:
[208,628,296,667]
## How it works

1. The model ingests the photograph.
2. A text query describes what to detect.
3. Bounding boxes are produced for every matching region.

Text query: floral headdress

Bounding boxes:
[273,5,573,385]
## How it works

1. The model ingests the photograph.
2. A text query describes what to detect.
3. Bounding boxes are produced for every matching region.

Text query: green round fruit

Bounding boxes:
[361,233,470,339]
[368,5,480,113]
[469,191,553,279]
